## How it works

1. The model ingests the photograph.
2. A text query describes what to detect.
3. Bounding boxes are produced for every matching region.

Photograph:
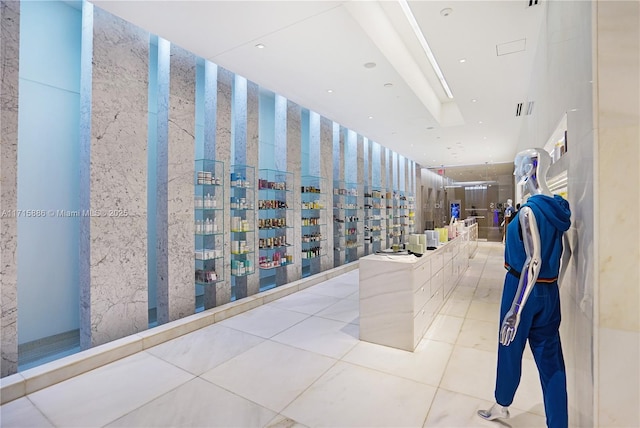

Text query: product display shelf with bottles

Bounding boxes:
[301,176,327,278]
[195,159,225,288]
[386,190,402,246]
[402,192,416,239]
[364,187,385,255]
[258,169,294,273]
[229,165,255,277]
[333,180,362,266]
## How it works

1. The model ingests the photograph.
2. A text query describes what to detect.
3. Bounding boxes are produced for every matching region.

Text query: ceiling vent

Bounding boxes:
[528,0,539,6]
[526,101,535,115]
[515,101,535,117]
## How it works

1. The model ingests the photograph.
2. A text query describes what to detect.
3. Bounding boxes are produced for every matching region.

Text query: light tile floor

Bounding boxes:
[1,242,548,427]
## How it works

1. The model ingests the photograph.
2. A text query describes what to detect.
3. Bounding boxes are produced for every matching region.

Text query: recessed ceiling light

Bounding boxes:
[368,116,374,119]
[459,58,466,63]
[364,62,377,69]
[471,99,477,103]
[327,89,333,93]
[384,82,393,87]
[570,108,578,112]
[255,43,265,49]
[483,137,487,140]
[440,7,453,17]
[478,121,483,124]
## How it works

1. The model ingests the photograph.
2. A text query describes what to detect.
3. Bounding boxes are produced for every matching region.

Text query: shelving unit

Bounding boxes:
[398,191,416,244]
[386,190,401,247]
[258,169,294,291]
[301,176,327,278]
[333,180,362,266]
[194,160,225,299]
[229,165,256,284]
[364,187,384,255]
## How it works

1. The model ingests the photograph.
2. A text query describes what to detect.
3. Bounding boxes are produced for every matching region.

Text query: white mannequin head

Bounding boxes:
[514,148,552,196]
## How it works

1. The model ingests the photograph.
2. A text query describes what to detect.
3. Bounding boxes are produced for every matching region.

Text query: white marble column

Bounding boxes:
[0,0,20,377]
[213,66,233,307]
[594,2,640,426]
[246,80,260,296]
[320,117,334,271]
[286,100,302,283]
[201,61,220,309]
[356,135,365,259]
[80,7,149,349]
[159,44,196,322]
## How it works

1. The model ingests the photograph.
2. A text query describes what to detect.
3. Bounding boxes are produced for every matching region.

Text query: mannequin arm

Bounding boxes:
[558,232,572,287]
[500,207,542,346]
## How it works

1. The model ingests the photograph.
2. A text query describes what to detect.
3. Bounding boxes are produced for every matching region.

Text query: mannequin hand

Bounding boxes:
[500,309,520,346]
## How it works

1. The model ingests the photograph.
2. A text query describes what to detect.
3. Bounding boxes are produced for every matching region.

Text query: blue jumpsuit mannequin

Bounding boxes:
[478,148,571,428]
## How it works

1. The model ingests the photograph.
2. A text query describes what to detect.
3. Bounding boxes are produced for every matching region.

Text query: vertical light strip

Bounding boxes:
[79,0,93,350]
[398,0,454,99]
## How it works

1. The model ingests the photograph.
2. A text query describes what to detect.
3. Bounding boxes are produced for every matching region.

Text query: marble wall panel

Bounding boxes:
[285,100,302,282]
[0,0,20,377]
[356,135,364,259]
[213,66,233,308]
[81,7,149,348]
[162,44,196,322]
[594,3,639,426]
[320,117,333,271]
[246,80,260,296]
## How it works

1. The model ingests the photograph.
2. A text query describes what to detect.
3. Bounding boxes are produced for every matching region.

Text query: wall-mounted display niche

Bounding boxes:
[195,160,225,293]
[364,187,385,255]
[258,169,293,291]
[301,176,327,278]
[398,192,416,243]
[386,190,402,246]
[230,165,255,278]
[333,180,362,267]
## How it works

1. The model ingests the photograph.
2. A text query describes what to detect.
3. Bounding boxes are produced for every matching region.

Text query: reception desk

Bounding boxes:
[359,233,472,351]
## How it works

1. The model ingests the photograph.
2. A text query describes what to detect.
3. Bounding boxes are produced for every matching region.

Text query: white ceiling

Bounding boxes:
[91,0,546,170]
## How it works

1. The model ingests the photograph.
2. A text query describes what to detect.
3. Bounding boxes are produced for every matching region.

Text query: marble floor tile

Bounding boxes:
[456,318,500,353]
[200,340,336,413]
[304,277,359,299]
[282,361,436,428]
[265,414,310,428]
[217,304,309,338]
[466,300,501,324]
[439,297,471,318]
[106,377,276,428]
[146,323,264,375]
[343,339,454,387]
[268,291,341,315]
[315,296,360,324]
[0,397,54,428]
[473,286,504,304]
[271,316,359,359]
[424,314,465,344]
[27,352,194,427]
[439,346,498,402]
[440,346,544,416]
[424,388,547,428]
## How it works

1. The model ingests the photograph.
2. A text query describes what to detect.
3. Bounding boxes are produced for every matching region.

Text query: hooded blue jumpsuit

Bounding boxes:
[496,194,571,428]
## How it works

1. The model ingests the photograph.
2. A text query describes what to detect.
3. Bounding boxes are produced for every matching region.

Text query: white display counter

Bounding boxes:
[359,232,472,352]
